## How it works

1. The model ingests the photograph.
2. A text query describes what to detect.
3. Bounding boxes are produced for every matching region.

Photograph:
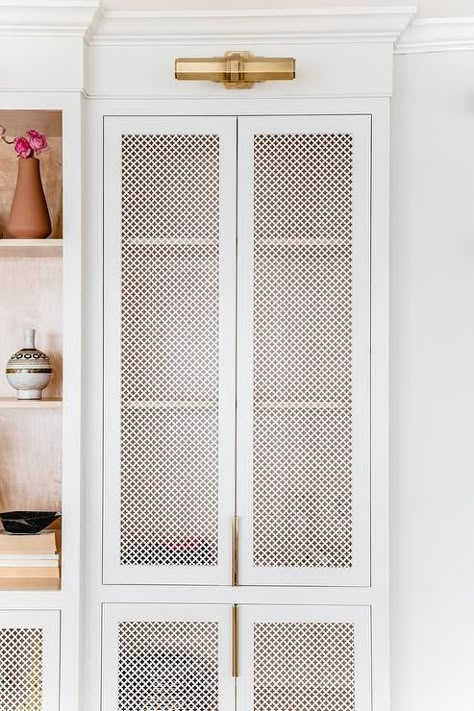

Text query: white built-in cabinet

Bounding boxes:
[102,603,371,710]
[100,113,375,708]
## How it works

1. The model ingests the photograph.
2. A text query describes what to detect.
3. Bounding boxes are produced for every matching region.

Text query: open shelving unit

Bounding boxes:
[0,108,63,592]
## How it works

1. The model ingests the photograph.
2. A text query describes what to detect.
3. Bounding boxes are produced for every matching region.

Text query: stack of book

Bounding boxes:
[0,530,60,589]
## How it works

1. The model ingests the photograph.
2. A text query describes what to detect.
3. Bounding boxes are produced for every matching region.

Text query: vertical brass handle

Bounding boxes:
[232,515,239,586]
[232,604,239,677]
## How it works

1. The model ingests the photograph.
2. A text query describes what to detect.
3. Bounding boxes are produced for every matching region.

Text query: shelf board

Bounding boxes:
[0,578,60,591]
[0,397,63,409]
[0,239,63,257]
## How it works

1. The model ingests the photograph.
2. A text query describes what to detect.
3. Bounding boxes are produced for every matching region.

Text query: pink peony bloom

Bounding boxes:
[0,126,5,137]
[14,136,33,159]
[26,129,47,154]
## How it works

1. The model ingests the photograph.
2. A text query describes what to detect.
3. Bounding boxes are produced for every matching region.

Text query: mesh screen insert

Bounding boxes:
[252,133,353,569]
[254,621,355,710]
[0,627,43,709]
[120,134,220,567]
[118,619,219,709]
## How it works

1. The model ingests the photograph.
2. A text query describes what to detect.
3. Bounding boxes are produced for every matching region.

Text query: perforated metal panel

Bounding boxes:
[0,627,43,709]
[252,133,353,569]
[119,134,220,567]
[120,407,218,566]
[118,620,219,709]
[121,134,219,242]
[253,621,355,710]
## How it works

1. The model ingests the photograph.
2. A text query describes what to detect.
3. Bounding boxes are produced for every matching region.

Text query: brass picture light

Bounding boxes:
[175,51,296,89]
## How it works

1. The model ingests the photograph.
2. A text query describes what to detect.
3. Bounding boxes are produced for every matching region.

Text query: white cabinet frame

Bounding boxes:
[0,609,60,711]
[237,115,371,586]
[103,116,237,585]
[102,602,234,710]
[237,604,371,710]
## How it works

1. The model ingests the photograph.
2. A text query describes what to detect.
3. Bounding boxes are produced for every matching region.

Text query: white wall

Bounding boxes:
[391,50,474,710]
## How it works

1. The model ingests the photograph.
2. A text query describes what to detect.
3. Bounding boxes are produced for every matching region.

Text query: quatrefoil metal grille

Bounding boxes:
[0,627,43,709]
[253,622,355,710]
[252,133,354,569]
[118,620,219,709]
[120,134,220,567]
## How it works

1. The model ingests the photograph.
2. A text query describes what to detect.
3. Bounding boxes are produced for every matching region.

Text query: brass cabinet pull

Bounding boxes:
[232,515,239,587]
[232,604,239,677]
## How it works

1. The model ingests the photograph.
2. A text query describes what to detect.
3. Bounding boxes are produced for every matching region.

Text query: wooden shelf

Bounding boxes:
[0,239,63,257]
[0,578,60,591]
[0,398,63,409]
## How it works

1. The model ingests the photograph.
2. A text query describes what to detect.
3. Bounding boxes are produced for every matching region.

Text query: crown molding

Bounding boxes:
[88,6,416,46]
[396,18,474,54]
[0,1,101,39]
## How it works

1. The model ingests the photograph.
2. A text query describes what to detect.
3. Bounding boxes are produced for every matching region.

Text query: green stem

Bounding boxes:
[1,136,14,145]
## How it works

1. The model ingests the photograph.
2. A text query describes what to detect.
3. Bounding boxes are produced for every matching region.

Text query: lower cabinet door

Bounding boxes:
[102,603,234,710]
[0,610,60,711]
[237,605,371,711]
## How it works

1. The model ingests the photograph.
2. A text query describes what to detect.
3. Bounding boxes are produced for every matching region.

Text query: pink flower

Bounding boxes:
[14,136,33,159]
[26,129,47,154]
[0,126,5,137]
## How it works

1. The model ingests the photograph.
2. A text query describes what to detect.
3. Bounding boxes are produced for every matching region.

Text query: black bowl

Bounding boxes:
[0,511,61,535]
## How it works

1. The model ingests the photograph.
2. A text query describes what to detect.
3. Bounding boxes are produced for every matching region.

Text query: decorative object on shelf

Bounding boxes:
[0,511,61,535]
[6,328,52,400]
[0,125,51,238]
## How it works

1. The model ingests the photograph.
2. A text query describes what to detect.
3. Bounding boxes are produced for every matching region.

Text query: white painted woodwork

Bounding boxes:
[83,94,390,711]
[103,115,236,586]
[102,603,234,711]
[237,605,371,710]
[0,88,84,710]
[0,3,413,708]
[236,114,371,587]
[1,4,471,710]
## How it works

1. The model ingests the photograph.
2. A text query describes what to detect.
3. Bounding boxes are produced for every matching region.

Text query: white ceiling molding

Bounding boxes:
[89,7,416,46]
[396,17,474,53]
[0,0,101,39]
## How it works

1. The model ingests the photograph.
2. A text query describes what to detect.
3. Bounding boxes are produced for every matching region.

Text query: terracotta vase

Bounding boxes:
[6,157,52,239]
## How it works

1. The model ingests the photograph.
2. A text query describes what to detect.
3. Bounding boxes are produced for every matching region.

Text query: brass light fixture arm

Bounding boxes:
[175,52,295,89]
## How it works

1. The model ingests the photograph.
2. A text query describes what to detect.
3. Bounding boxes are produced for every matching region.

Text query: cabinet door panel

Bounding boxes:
[0,610,60,711]
[102,603,234,710]
[237,605,371,711]
[237,115,371,586]
[103,117,236,585]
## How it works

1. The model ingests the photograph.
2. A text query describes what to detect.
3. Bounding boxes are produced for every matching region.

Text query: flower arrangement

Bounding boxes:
[0,126,48,158]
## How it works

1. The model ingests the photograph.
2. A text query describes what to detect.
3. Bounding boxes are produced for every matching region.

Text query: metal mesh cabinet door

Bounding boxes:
[102,603,234,711]
[103,117,236,585]
[0,610,60,711]
[237,115,371,586]
[237,605,371,711]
